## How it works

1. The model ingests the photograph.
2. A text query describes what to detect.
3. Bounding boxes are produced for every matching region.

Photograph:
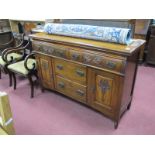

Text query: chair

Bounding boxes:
[7,52,37,98]
[0,34,25,86]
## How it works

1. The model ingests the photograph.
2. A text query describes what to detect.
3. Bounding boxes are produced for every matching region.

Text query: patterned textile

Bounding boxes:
[8,59,36,75]
[44,23,132,45]
[0,53,22,66]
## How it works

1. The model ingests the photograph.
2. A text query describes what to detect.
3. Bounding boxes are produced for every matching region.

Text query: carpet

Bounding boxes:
[0,65,155,134]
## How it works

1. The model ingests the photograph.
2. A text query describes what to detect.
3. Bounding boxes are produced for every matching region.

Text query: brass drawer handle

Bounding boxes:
[76,70,85,77]
[76,89,84,96]
[56,64,63,70]
[72,53,80,60]
[58,82,65,88]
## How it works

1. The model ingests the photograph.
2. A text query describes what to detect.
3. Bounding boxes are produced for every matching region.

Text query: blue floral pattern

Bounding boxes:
[44,23,132,45]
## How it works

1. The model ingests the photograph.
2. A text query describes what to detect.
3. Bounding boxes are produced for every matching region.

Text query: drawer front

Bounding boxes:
[33,41,126,74]
[68,49,83,62]
[32,41,69,58]
[55,76,86,103]
[83,53,125,73]
[54,58,86,85]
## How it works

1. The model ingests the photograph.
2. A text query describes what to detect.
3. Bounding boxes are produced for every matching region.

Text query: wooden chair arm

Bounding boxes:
[2,40,30,64]
[1,39,24,56]
[24,53,36,71]
[1,33,25,59]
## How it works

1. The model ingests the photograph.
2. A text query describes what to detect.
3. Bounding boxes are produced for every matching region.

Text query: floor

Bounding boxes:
[0,65,155,135]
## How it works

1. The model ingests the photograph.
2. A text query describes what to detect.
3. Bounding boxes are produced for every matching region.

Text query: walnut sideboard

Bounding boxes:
[30,33,145,129]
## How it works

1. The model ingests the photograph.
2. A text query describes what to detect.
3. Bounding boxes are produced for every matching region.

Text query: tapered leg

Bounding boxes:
[114,121,119,129]
[0,69,1,79]
[8,72,12,87]
[127,100,132,110]
[39,79,44,93]
[127,102,132,110]
[28,75,34,98]
[12,73,16,90]
[34,73,39,79]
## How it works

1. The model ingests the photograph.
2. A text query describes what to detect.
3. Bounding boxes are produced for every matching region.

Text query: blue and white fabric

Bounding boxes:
[44,23,132,45]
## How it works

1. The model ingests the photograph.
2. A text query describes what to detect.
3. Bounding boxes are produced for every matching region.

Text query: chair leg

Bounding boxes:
[0,69,1,79]
[12,73,16,90]
[8,72,12,87]
[28,75,34,98]
[34,73,39,80]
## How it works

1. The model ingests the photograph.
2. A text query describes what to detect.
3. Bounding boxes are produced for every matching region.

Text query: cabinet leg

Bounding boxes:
[114,121,119,129]
[127,101,132,110]
[39,80,44,93]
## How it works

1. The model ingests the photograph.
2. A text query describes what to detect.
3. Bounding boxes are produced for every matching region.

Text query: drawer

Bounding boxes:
[32,41,69,58]
[55,76,86,103]
[83,53,125,73]
[68,49,83,62]
[54,58,86,85]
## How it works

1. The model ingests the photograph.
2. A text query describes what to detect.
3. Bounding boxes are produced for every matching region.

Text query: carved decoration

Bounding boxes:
[92,56,102,64]
[99,79,110,93]
[42,62,48,70]
[105,61,116,69]
[83,54,92,63]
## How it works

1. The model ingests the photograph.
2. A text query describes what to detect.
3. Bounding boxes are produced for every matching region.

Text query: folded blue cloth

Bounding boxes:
[44,23,132,45]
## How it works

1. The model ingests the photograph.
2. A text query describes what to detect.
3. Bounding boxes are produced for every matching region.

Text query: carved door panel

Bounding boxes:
[87,68,123,113]
[36,54,54,89]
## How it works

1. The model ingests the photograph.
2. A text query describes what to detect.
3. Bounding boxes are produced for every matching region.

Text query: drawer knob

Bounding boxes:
[76,89,84,96]
[76,70,85,77]
[72,53,79,60]
[58,82,65,88]
[56,64,63,70]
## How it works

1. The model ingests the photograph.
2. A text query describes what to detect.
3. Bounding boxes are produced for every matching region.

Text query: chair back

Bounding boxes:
[0,32,14,54]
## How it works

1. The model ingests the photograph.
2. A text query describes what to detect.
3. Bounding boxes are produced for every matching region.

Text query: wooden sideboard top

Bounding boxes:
[30,33,145,56]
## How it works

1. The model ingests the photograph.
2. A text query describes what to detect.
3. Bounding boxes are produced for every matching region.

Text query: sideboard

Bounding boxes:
[30,33,145,129]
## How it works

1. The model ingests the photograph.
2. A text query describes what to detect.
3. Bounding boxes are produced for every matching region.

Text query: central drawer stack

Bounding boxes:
[53,58,87,103]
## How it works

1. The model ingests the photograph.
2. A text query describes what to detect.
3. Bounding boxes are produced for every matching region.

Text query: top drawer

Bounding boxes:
[33,41,126,74]
[68,49,126,74]
[53,58,86,85]
[32,41,69,59]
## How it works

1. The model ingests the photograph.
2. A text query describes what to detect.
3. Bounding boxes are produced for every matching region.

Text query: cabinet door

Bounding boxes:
[36,54,54,89]
[87,68,123,114]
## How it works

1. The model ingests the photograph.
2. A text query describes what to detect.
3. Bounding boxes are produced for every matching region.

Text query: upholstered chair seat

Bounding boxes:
[0,53,22,66]
[0,33,26,86]
[8,58,36,75]
[7,53,38,98]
